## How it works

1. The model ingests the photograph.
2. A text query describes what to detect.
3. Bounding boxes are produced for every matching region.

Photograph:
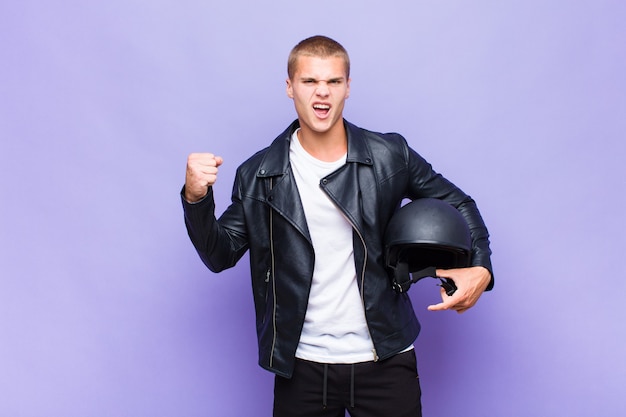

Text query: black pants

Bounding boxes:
[273,350,422,417]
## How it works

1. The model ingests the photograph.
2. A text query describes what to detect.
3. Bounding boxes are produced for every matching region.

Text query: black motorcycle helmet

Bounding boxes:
[384,198,472,293]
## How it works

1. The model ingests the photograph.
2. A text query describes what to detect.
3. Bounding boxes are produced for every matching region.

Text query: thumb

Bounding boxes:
[435,268,453,278]
[427,288,451,311]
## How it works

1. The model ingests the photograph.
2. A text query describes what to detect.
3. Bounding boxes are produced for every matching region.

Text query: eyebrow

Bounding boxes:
[300,76,345,83]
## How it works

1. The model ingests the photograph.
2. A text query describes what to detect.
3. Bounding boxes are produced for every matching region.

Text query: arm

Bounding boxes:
[181,153,249,272]
[404,143,494,312]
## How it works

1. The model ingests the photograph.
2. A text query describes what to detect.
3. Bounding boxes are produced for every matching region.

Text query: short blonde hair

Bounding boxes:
[287,35,350,80]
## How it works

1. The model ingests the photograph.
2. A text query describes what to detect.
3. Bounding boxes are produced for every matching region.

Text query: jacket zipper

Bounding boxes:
[262,268,271,321]
[336,205,379,362]
[268,178,278,368]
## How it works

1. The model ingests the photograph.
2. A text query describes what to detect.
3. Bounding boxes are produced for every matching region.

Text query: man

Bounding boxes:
[182,35,493,417]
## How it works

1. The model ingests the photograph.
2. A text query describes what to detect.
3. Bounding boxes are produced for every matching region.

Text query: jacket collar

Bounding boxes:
[257,119,373,178]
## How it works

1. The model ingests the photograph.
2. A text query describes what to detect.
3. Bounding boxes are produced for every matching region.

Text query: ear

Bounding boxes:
[346,77,351,99]
[286,78,294,98]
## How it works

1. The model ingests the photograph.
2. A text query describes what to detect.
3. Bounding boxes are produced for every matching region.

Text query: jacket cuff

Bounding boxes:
[181,186,215,222]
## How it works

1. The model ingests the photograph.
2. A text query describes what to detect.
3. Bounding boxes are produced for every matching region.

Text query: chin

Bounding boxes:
[311,119,340,133]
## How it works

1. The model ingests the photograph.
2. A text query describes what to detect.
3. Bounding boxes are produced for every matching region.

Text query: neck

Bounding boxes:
[297,122,347,162]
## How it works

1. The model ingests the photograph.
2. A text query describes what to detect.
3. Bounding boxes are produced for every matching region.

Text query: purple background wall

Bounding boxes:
[2,1,625,416]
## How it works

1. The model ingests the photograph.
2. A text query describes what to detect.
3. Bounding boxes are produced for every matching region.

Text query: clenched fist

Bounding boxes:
[184,153,224,203]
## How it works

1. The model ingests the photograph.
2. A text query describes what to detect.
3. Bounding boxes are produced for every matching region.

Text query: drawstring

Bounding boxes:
[322,363,328,409]
[350,364,355,409]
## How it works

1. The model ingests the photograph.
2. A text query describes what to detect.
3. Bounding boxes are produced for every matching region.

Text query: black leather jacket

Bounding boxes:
[182,120,493,378]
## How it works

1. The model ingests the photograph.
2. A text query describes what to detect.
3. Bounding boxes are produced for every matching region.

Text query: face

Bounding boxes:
[286,55,350,137]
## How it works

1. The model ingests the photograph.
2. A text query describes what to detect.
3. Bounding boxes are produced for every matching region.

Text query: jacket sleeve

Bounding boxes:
[181,171,250,273]
[403,139,495,290]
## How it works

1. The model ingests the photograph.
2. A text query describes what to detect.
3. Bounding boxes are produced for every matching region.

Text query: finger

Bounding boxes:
[430,299,469,312]
[187,156,223,177]
[196,158,222,174]
[192,158,220,169]
[435,268,456,279]
[427,288,454,311]
[186,167,217,183]
[196,165,220,176]
[428,300,455,311]
[428,285,474,312]
[201,156,222,167]
[188,153,222,166]
[427,302,446,311]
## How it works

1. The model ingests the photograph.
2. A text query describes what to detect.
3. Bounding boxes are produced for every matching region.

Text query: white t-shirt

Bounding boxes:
[290,130,375,364]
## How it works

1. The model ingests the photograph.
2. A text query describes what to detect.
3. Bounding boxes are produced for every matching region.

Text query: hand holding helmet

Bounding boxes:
[428,266,491,313]
[384,198,491,313]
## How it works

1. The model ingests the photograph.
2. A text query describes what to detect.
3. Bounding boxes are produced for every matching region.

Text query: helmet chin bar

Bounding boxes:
[391,263,457,296]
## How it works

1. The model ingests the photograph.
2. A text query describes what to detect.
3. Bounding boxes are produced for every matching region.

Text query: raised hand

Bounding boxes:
[184,153,223,203]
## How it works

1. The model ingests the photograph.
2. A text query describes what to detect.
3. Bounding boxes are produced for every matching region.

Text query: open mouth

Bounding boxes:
[313,103,330,117]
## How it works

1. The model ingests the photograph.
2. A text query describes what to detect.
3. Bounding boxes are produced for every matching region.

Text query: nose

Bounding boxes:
[315,82,330,97]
